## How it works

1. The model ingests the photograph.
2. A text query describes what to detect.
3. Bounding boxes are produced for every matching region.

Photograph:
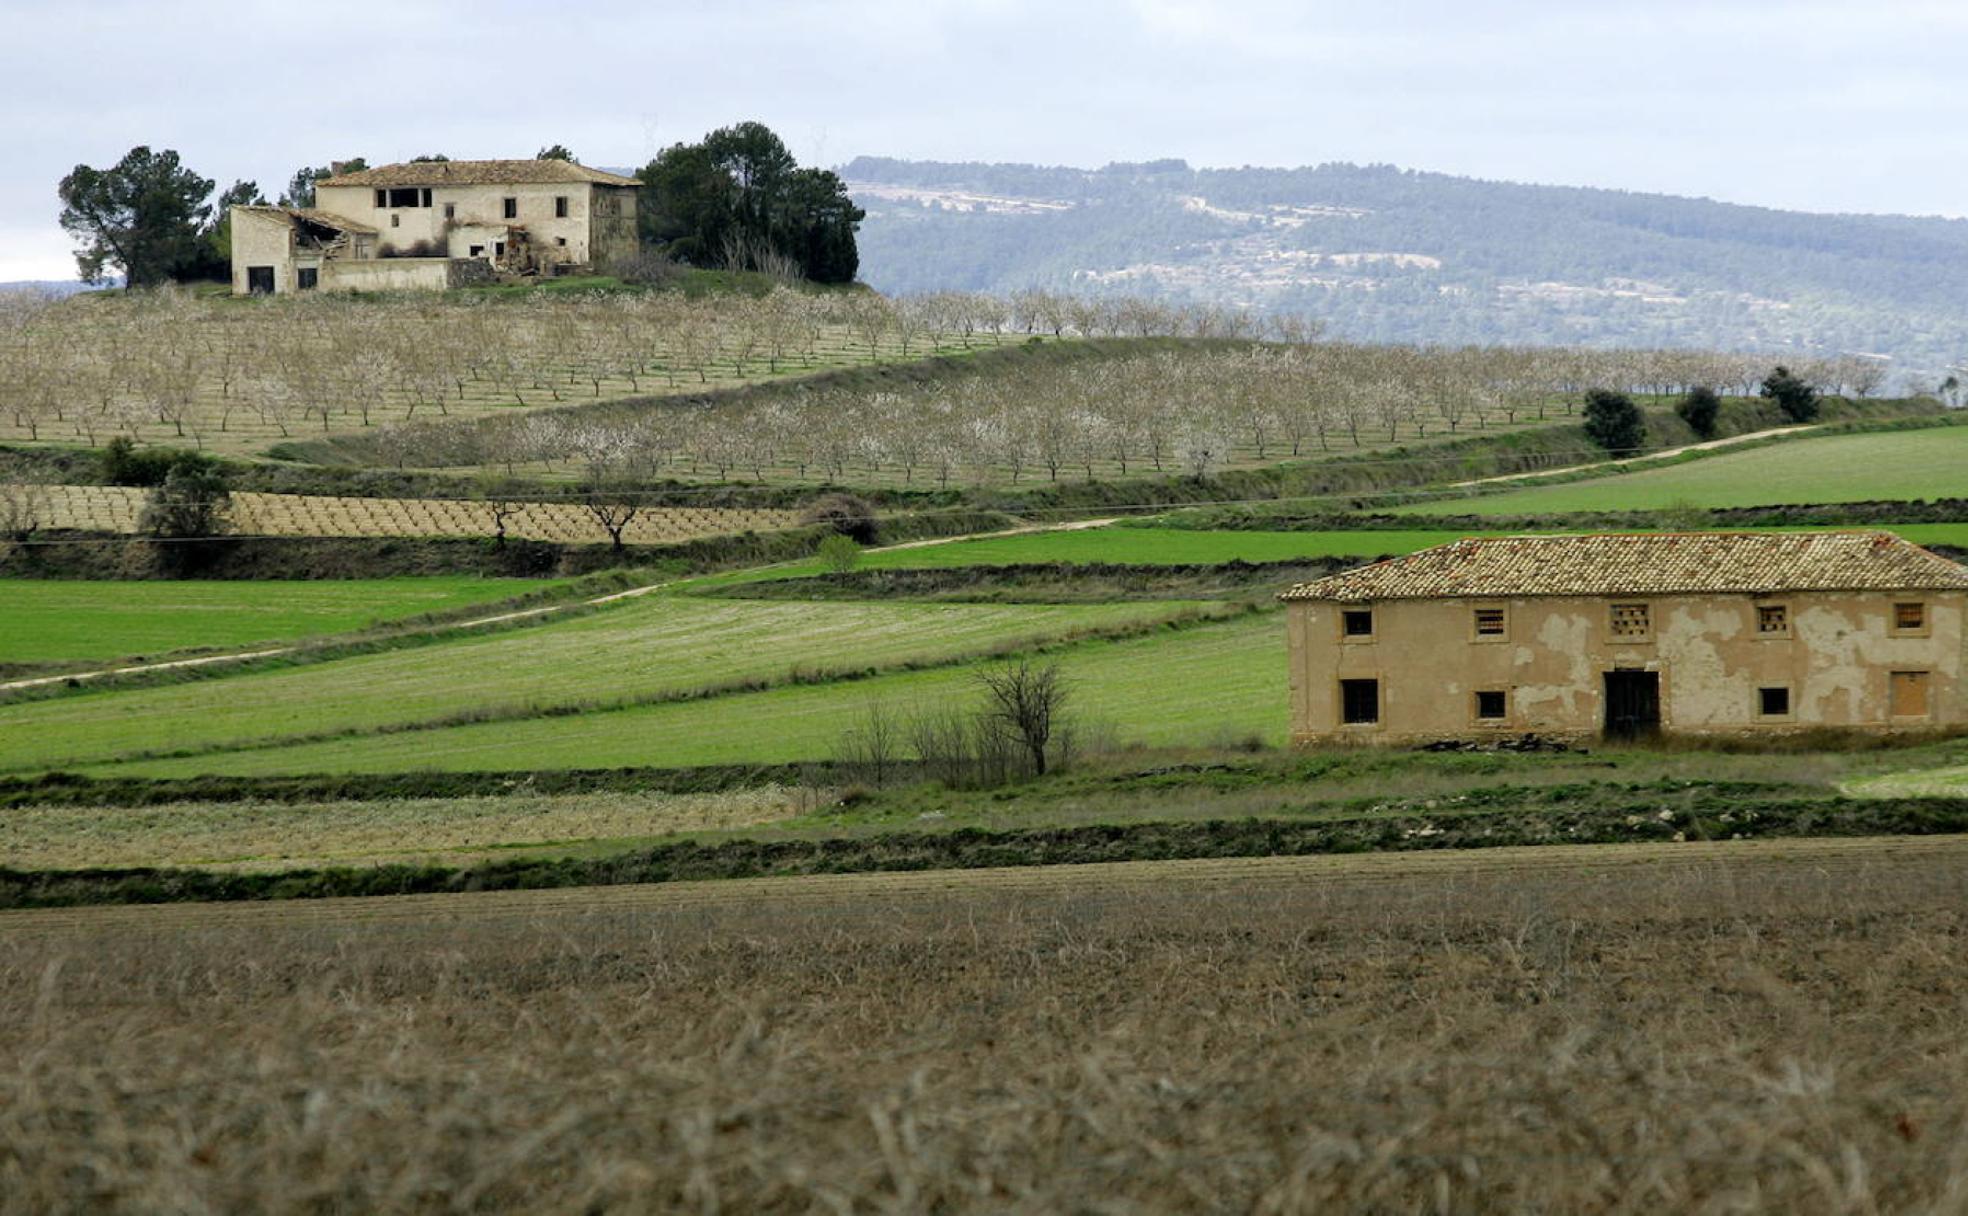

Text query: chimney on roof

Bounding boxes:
[329,161,351,177]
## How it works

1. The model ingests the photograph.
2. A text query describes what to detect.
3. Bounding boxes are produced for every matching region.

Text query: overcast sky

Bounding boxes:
[4,0,1964,281]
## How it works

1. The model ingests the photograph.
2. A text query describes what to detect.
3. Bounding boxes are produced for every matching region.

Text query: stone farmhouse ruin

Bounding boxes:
[1282,532,1968,744]
[229,159,640,295]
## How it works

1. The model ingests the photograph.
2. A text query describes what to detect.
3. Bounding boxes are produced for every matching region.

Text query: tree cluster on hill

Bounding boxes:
[57,147,263,287]
[638,123,863,284]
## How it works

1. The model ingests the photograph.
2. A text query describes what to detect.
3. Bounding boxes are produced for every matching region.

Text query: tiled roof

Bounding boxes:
[1279,532,1968,602]
[233,205,378,235]
[318,160,641,188]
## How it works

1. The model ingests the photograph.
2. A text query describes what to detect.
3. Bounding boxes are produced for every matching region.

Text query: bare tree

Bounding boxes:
[976,658,1067,777]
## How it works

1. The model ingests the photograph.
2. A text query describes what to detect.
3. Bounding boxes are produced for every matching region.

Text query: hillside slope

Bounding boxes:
[845,157,1968,378]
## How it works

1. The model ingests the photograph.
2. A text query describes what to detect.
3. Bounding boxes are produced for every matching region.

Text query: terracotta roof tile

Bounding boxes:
[1279,532,1968,602]
[318,160,641,188]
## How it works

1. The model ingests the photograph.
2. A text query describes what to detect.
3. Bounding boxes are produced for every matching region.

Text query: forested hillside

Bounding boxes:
[845,157,1968,382]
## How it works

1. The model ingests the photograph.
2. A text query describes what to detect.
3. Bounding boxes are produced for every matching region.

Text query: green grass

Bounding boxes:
[1396,428,1968,515]
[84,613,1286,778]
[711,528,1472,586]
[719,523,1968,592]
[0,577,562,666]
[0,597,1204,774]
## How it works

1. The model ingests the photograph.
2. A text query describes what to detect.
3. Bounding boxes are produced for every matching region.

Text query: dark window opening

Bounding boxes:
[1475,690,1506,720]
[297,267,318,291]
[245,266,275,295]
[1474,607,1505,637]
[555,236,567,247]
[421,188,432,208]
[1341,609,1374,637]
[502,197,518,219]
[374,189,386,208]
[1757,604,1788,634]
[1894,602,1926,632]
[390,214,399,228]
[1341,679,1380,726]
[443,202,455,219]
[1758,686,1790,717]
[555,195,569,218]
[494,241,506,257]
[387,187,423,208]
[468,244,484,257]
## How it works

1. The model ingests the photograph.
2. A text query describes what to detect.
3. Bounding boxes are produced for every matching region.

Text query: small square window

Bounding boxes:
[1475,690,1507,720]
[555,236,567,247]
[1473,607,1506,638]
[503,197,518,219]
[1894,602,1926,633]
[296,267,318,291]
[1341,609,1374,638]
[1757,604,1788,634]
[1609,603,1650,639]
[1341,679,1380,725]
[1758,686,1790,717]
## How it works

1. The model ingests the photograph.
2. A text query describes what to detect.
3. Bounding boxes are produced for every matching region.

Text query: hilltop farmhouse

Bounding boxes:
[229,159,640,295]
[1281,532,1968,744]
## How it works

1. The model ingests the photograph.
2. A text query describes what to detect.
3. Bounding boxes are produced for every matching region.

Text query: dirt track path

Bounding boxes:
[0,517,1123,694]
[1448,425,1820,489]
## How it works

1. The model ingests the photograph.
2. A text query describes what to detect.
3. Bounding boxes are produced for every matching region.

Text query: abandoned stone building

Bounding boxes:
[230,159,640,295]
[1281,532,1968,744]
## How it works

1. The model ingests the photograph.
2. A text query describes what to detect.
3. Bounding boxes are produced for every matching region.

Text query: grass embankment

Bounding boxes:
[5,789,1967,908]
[18,733,1968,876]
[8,839,1968,1208]
[0,597,1224,775]
[1394,425,1968,515]
[0,577,564,667]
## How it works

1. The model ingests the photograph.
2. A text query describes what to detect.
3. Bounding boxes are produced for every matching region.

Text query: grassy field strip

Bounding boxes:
[0,577,563,665]
[0,598,1208,773]
[1844,764,1968,798]
[1446,424,1819,487]
[8,833,1962,934]
[725,524,1968,589]
[709,528,1473,587]
[86,612,1284,778]
[1394,427,1968,515]
[0,790,807,873]
[33,485,797,544]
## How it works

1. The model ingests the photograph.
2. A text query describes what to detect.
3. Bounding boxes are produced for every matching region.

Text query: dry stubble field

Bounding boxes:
[5,835,1967,1213]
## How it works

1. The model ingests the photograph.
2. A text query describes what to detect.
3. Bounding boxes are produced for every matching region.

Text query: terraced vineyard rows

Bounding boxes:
[32,484,798,543]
